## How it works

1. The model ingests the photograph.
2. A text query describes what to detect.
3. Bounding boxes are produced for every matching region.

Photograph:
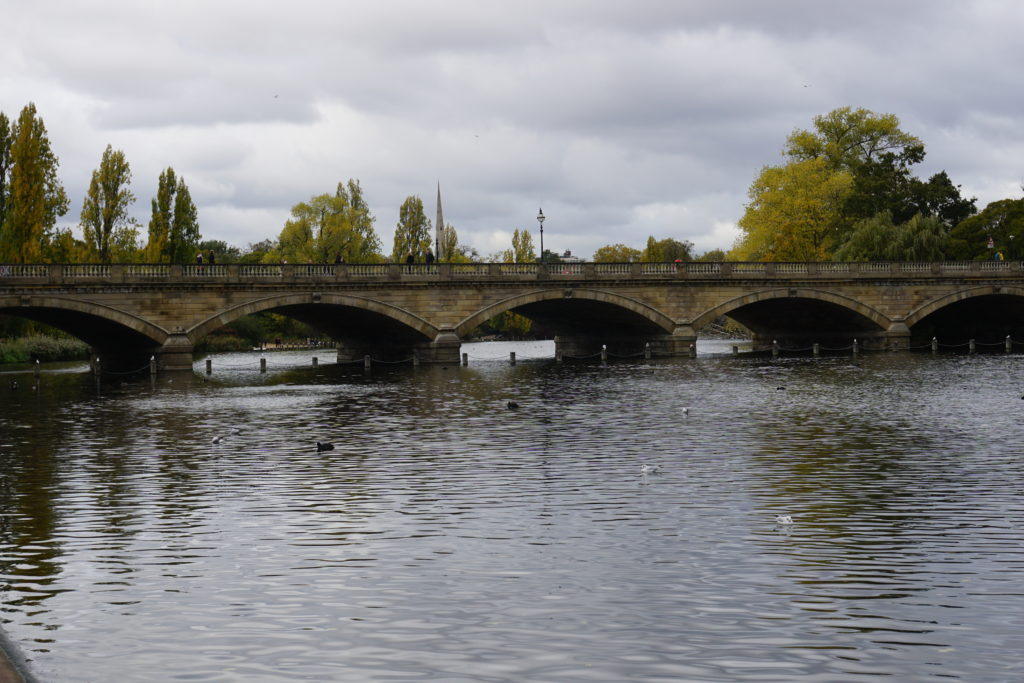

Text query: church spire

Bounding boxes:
[435,182,444,259]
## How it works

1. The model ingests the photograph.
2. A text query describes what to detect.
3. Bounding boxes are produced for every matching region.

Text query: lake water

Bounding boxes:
[1,340,1023,682]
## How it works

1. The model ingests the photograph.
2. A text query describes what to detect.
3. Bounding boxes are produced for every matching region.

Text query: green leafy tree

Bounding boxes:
[947,198,1024,260]
[642,236,694,262]
[737,106,973,261]
[239,239,279,264]
[277,181,383,263]
[0,113,11,232]
[198,239,242,263]
[834,212,948,261]
[392,195,431,261]
[511,228,536,263]
[438,223,459,261]
[593,243,642,262]
[697,248,727,261]
[144,168,200,262]
[338,179,381,259]
[784,106,923,171]
[80,144,140,262]
[0,103,69,262]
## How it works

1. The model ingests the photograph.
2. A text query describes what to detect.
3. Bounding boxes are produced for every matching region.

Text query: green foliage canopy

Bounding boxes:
[0,103,69,262]
[392,195,432,261]
[80,144,140,262]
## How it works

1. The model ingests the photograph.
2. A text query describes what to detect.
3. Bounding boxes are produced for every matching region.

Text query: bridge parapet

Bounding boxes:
[3,261,1023,285]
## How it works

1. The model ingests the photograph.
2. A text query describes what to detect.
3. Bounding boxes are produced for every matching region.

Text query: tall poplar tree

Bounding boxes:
[0,113,11,232]
[391,195,432,261]
[80,144,139,262]
[0,103,69,262]
[144,167,200,262]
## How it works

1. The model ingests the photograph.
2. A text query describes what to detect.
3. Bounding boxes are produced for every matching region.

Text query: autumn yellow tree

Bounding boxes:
[732,157,853,261]
[592,243,641,262]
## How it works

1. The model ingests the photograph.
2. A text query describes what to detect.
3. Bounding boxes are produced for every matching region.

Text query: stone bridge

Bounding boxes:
[3,261,1024,371]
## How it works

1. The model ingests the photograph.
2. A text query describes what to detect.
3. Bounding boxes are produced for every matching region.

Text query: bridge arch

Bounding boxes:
[0,294,169,345]
[692,288,892,331]
[455,288,677,339]
[904,286,1024,329]
[188,292,441,343]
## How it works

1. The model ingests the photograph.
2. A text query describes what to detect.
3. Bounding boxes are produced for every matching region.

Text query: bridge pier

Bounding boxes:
[884,322,912,351]
[414,329,462,364]
[156,334,195,372]
[335,331,462,365]
[554,326,696,360]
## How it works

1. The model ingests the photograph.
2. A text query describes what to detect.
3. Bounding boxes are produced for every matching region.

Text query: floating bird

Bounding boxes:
[211,435,224,444]
[317,441,335,452]
[775,514,794,525]
[641,464,661,474]
[506,401,519,410]
[682,407,689,415]
[776,386,786,391]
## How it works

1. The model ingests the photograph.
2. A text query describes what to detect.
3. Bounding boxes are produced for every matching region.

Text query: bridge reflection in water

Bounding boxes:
[3,260,1024,371]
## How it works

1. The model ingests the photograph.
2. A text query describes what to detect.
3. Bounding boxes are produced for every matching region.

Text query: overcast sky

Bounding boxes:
[4,1,1023,260]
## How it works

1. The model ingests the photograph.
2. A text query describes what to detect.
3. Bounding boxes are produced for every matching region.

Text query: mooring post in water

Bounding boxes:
[931,337,938,354]
[601,345,608,363]
[732,345,739,356]
[969,338,976,354]
[509,351,516,365]
[1006,335,1012,354]
[34,359,40,378]
[689,343,696,359]
[149,355,157,377]
[363,354,371,370]
[644,342,651,360]
[93,357,101,376]
[772,340,779,358]
[462,352,468,366]
[813,342,820,357]
[260,357,267,373]
[312,356,318,368]
[206,359,212,375]
[555,349,563,362]
[852,339,859,357]
[413,350,419,367]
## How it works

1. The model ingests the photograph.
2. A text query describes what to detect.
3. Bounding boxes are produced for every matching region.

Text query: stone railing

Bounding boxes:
[2,261,1023,284]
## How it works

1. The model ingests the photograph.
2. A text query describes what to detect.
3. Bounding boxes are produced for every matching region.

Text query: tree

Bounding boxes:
[512,228,536,263]
[238,239,279,264]
[737,106,974,261]
[593,243,642,262]
[277,181,383,264]
[697,248,727,261]
[732,158,853,261]
[198,239,242,263]
[80,145,139,262]
[784,106,923,171]
[438,223,459,261]
[642,236,694,262]
[335,179,381,260]
[0,103,69,262]
[144,168,200,262]
[833,211,947,261]
[392,195,431,261]
[0,113,11,232]
[947,198,1024,260]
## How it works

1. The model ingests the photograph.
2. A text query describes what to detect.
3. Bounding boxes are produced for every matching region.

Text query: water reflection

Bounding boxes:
[1,344,1023,681]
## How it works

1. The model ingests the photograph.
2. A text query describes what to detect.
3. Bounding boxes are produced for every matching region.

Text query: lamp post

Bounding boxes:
[537,208,545,264]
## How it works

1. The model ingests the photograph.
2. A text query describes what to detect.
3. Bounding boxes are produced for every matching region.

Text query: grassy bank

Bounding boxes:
[0,335,91,364]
